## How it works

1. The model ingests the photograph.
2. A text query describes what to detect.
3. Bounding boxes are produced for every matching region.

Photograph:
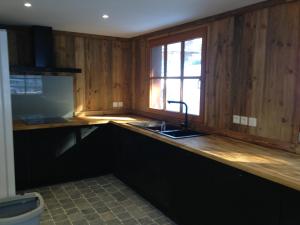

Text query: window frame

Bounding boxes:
[147,27,207,123]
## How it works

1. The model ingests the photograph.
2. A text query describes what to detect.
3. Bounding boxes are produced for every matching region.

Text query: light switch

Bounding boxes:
[233,115,240,124]
[118,102,123,108]
[248,117,257,127]
[240,116,248,126]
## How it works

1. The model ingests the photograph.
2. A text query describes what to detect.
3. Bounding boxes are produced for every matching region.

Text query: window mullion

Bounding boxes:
[180,41,184,113]
[163,44,167,110]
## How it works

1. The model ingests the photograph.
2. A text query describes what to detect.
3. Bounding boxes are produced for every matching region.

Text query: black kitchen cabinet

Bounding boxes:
[13,131,31,190]
[209,161,281,225]
[13,124,112,190]
[14,123,300,225]
[14,128,58,189]
[111,125,289,225]
[76,125,113,178]
[112,126,175,214]
[280,187,300,225]
[170,148,215,225]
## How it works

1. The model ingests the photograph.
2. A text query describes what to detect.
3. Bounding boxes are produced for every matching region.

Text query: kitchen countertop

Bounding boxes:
[13,115,300,191]
[13,115,139,131]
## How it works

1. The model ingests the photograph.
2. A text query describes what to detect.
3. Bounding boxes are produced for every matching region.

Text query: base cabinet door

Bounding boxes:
[280,188,300,225]
[13,131,30,190]
[112,126,174,214]
[210,161,281,225]
[170,149,215,225]
[27,129,58,188]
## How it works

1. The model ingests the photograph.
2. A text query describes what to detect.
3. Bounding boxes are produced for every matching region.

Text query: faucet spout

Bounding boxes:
[167,101,189,129]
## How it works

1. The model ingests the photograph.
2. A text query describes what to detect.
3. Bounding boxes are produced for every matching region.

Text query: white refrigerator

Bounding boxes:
[0,29,16,198]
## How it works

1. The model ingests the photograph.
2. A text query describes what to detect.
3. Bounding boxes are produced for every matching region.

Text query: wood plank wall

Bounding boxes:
[53,32,132,115]
[131,1,300,153]
[7,29,132,116]
[6,0,300,153]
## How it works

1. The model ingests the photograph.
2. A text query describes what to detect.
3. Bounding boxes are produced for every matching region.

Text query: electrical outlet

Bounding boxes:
[248,117,257,127]
[118,102,123,108]
[233,115,241,124]
[113,102,118,108]
[240,116,248,126]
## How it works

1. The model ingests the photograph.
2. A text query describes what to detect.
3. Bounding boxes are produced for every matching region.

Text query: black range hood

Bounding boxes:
[10,26,81,75]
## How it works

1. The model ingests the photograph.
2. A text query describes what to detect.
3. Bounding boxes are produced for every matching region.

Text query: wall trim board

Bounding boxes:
[132,0,298,40]
[132,110,296,152]
[54,30,130,41]
[0,30,16,198]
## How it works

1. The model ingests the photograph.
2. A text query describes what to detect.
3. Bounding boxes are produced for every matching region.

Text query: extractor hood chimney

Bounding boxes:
[10,26,81,75]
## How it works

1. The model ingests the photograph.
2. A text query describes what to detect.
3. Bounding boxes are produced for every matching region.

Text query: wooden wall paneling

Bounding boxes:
[121,40,132,109]
[112,40,122,104]
[101,39,113,111]
[244,9,269,138]
[259,2,299,143]
[230,9,269,134]
[136,0,298,40]
[291,1,300,149]
[53,33,75,68]
[111,40,131,110]
[205,18,234,129]
[7,28,33,67]
[74,37,86,114]
[130,1,300,152]
[231,14,248,134]
[84,38,113,111]
[133,39,148,112]
[131,41,136,110]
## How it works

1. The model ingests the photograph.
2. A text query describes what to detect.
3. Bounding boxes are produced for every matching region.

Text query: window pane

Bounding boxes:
[183,79,200,115]
[151,45,164,77]
[150,79,164,110]
[166,42,181,77]
[184,38,202,77]
[166,79,181,112]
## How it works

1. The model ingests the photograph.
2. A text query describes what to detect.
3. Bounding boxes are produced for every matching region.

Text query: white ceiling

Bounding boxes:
[0,0,264,38]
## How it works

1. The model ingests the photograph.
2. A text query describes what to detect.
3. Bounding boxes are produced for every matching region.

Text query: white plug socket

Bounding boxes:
[248,117,257,127]
[233,115,241,124]
[240,116,248,126]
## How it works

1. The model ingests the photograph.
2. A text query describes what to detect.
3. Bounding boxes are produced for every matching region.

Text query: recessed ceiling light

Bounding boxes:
[24,2,32,7]
[102,14,109,19]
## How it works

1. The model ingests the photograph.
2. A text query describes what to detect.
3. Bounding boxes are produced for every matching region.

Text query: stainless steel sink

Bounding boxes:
[128,121,207,139]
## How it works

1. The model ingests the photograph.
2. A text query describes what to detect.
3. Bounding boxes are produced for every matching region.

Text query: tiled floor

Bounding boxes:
[26,175,176,225]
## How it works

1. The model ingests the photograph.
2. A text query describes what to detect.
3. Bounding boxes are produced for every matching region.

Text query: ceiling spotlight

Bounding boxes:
[102,14,109,19]
[24,2,32,7]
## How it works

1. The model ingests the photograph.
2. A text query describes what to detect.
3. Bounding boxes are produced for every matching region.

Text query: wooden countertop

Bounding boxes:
[13,115,300,191]
[13,115,139,131]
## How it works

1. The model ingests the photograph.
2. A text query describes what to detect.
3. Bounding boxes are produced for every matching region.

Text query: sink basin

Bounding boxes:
[160,129,207,139]
[128,121,180,132]
[128,121,207,139]
[146,124,181,132]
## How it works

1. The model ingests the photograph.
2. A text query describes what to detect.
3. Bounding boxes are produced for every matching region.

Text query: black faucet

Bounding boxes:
[167,101,189,129]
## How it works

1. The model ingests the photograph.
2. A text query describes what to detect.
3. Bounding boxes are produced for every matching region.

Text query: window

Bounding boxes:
[149,28,206,118]
[10,75,43,95]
